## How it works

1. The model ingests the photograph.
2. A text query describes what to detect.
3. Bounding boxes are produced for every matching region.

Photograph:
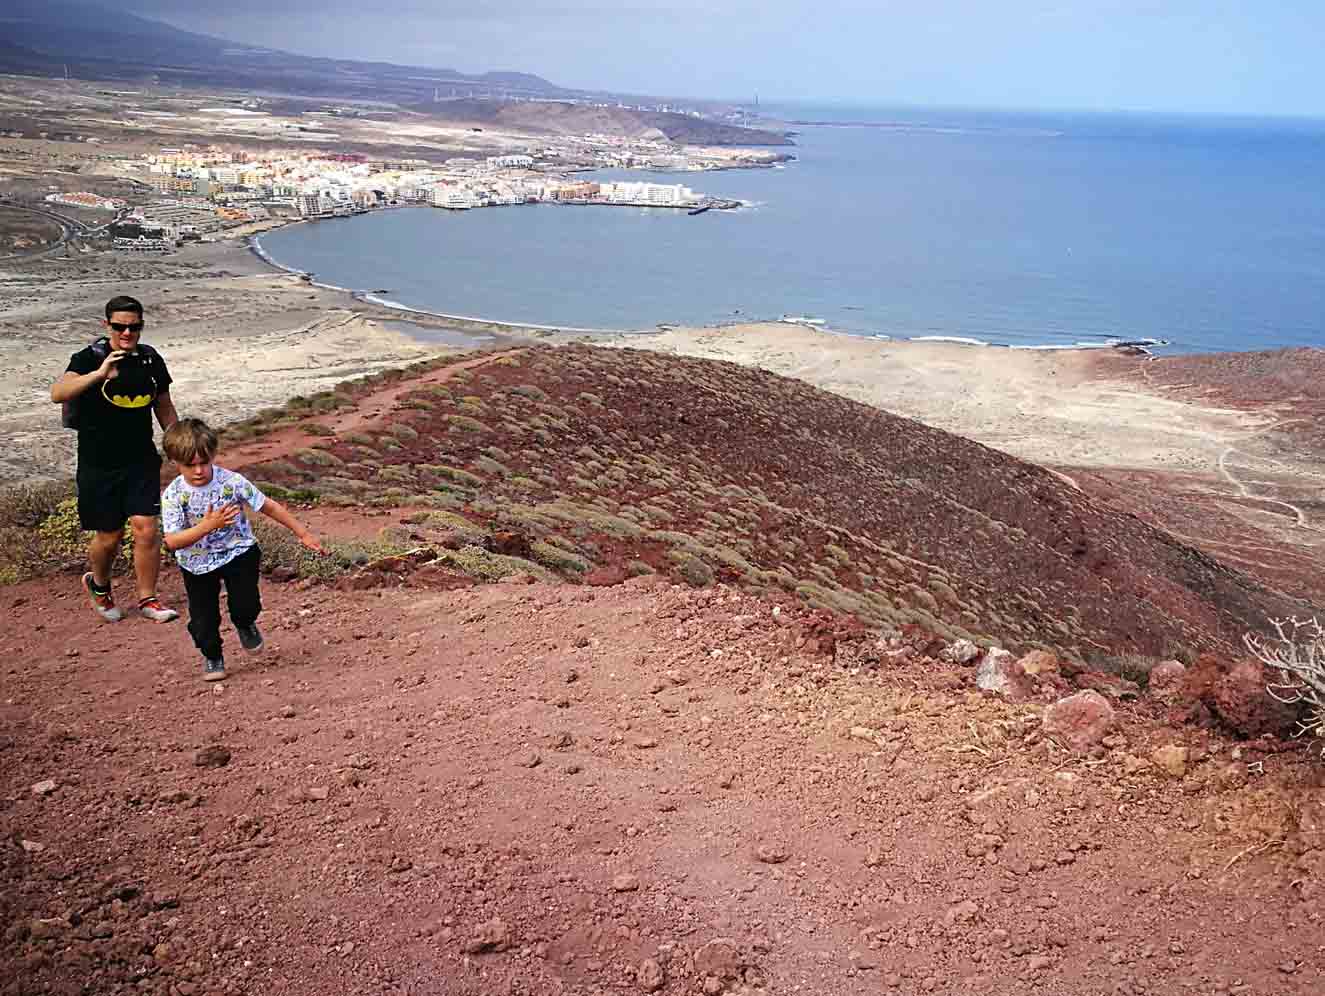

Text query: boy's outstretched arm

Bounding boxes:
[259,498,326,553]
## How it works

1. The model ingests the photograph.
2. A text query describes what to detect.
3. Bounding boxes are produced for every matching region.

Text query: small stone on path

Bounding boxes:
[755,844,790,865]
[194,746,231,768]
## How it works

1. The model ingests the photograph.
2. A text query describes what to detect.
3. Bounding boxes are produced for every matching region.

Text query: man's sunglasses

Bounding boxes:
[108,321,144,333]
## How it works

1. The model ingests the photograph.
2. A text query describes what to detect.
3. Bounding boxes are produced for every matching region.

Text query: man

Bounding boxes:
[50,295,180,623]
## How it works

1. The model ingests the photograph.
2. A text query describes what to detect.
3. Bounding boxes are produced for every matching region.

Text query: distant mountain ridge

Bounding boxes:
[0,0,565,99]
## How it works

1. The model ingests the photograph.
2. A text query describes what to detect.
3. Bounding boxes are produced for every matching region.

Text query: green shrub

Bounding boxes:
[510,384,547,402]
[436,545,557,583]
[672,553,713,588]
[1,497,138,584]
[252,517,413,583]
[530,541,592,574]
[0,480,74,528]
[446,415,490,433]
[375,466,417,485]
[254,460,307,479]
[294,448,344,467]
[474,455,509,477]
[387,424,420,443]
[419,465,484,488]
[253,482,321,503]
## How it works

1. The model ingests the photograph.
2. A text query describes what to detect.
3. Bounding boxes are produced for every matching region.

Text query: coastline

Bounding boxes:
[249,208,1175,355]
[249,223,1169,353]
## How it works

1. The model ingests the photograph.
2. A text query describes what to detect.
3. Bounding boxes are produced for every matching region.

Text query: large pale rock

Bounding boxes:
[1147,660,1188,702]
[1018,651,1061,677]
[1042,690,1115,751]
[975,649,1034,701]
[694,938,743,981]
[1151,744,1189,778]
[942,639,981,665]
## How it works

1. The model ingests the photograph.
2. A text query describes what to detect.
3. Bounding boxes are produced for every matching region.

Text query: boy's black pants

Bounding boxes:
[180,546,262,660]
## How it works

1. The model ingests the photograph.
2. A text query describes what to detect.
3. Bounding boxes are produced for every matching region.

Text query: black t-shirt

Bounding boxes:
[66,341,172,469]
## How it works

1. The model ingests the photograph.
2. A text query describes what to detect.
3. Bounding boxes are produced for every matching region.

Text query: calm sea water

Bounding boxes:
[259,106,1325,354]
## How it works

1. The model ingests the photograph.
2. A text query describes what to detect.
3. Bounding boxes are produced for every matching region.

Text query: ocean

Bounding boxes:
[257,105,1325,354]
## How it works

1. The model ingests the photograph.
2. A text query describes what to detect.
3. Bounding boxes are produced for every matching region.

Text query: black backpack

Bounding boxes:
[62,337,162,429]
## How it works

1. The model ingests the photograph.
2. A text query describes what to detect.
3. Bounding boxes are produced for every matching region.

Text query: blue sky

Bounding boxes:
[105,1,1325,116]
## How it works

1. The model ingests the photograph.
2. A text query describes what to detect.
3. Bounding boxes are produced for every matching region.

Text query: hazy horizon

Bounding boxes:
[95,1,1325,119]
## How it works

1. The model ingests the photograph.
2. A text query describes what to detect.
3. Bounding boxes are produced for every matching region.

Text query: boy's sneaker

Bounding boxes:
[202,657,226,681]
[237,624,264,652]
[82,572,122,622]
[138,596,179,623]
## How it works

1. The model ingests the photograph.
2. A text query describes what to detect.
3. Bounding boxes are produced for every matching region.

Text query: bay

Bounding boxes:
[258,107,1325,354]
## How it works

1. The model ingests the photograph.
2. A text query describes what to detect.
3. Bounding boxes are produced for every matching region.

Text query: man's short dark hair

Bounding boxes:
[105,295,144,320]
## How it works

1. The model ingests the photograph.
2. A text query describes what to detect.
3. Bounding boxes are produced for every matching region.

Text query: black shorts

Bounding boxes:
[76,459,163,533]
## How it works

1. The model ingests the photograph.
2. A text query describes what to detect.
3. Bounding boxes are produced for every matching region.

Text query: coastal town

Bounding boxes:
[27,135,778,252]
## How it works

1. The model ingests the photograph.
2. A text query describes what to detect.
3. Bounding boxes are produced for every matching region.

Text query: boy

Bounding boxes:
[161,418,325,681]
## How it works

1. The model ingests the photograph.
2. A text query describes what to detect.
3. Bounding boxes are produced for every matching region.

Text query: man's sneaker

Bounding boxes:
[138,596,179,623]
[202,657,226,681]
[82,572,122,622]
[237,624,264,652]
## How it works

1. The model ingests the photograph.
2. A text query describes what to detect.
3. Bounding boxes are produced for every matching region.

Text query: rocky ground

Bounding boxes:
[2,570,1322,996]
[4,334,1324,996]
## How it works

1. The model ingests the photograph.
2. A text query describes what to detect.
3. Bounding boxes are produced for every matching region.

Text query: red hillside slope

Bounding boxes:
[235,345,1317,659]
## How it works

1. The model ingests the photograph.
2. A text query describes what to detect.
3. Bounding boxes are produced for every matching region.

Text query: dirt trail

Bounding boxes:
[2,571,1322,996]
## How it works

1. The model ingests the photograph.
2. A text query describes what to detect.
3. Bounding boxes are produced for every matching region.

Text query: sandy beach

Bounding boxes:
[601,323,1268,473]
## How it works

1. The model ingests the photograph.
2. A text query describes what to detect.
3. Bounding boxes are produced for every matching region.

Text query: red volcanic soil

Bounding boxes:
[3,573,1323,996]
[235,345,1314,660]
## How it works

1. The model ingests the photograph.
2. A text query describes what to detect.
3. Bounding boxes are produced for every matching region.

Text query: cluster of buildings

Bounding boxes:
[44,191,124,211]
[130,146,712,225]
[79,134,766,252]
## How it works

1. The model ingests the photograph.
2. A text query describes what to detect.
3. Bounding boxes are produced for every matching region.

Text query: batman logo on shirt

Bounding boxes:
[101,369,158,409]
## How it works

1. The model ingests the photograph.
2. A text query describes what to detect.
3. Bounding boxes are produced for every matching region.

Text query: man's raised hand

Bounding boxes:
[98,350,127,382]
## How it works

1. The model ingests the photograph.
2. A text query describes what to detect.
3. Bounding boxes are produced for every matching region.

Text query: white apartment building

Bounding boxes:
[430,186,478,210]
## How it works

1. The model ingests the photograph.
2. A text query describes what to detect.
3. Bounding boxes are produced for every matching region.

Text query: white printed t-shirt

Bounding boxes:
[161,466,266,575]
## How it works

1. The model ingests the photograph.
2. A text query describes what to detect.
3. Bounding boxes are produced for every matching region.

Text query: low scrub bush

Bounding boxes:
[530,541,592,575]
[420,465,484,489]
[1,495,136,585]
[0,480,75,529]
[374,466,417,485]
[387,424,420,443]
[474,455,509,477]
[294,448,344,467]
[252,517,413,583]
[436,545,557,583]
[446,415,490,433]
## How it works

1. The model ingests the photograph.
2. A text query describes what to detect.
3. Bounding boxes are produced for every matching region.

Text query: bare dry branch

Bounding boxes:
[1244,616,1325,740]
